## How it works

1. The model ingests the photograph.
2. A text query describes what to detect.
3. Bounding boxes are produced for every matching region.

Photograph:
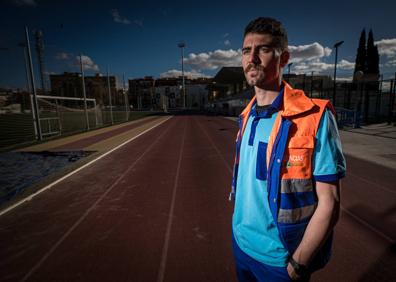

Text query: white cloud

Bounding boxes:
[74,55,100,72]
[289,42,332,63]
[338,59,355,70]
[292,58,354,74]
[223,33,229,38]
[179,42,354,75]
[375,38,396,57]
[55,52,71,60]
[287,43,354,74]
[184,49,242,70]
[10,0,37,6]
[224,39,231,46]
[111,9,131,25]
[385,59,396,67]
[160,69,211,79]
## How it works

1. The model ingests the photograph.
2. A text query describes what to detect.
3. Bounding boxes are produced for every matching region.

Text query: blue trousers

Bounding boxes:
[232,234,292,282]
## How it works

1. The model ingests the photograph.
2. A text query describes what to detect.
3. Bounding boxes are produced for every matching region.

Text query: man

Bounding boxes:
[230,17,346,281]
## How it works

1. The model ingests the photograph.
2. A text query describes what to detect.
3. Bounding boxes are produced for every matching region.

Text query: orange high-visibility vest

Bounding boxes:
[231,81,336,271]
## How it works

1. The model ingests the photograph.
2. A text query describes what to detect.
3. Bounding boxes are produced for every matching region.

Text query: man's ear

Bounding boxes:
[280,50,290,68]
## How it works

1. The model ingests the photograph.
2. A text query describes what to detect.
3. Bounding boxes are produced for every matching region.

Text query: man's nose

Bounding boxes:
[248,47,260,65]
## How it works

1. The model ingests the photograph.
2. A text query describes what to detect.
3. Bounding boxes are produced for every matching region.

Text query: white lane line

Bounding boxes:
[347,172,396,195]
[0,116,172,218]
[196,117,233,174]
[157,119,187,282]
[21,116,174,282]
[341,206,394,244]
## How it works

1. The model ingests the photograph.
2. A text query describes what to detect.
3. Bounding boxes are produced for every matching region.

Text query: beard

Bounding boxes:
[244,64,265,86]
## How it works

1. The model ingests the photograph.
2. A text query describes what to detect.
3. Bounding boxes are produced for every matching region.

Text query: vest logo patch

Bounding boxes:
[289,155,304,162]
[285,155,305,168]
[286,161,303,168]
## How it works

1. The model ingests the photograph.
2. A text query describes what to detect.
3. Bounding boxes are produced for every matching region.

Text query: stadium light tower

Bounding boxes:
[25,26,42,140]
[79,54,89,130]
[333,40,344,106]
[178,42,186,109]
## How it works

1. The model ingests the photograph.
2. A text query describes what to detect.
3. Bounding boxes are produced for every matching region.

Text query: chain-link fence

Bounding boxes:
[0,90,156,151]
[292,77,396,127]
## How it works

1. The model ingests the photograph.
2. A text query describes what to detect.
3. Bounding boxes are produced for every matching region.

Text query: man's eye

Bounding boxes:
[242,49,250,55]
[259,47,271,53]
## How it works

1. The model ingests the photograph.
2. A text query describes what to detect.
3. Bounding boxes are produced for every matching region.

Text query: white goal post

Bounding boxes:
[36,95,98,137]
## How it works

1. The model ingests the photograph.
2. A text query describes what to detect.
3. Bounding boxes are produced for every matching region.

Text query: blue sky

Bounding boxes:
[1,0,396,89]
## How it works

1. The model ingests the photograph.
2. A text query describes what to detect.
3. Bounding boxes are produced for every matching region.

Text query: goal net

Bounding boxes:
[36,95,98,137]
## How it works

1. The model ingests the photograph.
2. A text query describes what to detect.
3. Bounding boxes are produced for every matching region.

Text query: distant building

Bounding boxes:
[128,76,212,110]
[284,73,333,96]
[0,88,30,113]
[128,76,156,110]
[49,72,119,106]
[209,67,248,101]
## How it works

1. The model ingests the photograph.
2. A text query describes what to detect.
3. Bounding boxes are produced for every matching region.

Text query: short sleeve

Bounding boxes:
[313,108,346,182]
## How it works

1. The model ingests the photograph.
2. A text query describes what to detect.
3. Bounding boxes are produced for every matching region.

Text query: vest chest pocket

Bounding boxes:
[282,136,314,179]
[256,141,268,180]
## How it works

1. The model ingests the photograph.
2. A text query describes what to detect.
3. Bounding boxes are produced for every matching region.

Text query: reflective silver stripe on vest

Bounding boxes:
[281,179,313,194]
[278,204,317,224]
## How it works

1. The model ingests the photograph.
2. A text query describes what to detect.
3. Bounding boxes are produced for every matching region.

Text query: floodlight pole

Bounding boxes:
[25,26,42,140]
[18,42,36,132]
[80,54,90,130]
[333,40,344,106]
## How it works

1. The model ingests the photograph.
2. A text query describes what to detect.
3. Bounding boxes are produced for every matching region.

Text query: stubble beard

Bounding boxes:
[244,65,266,87]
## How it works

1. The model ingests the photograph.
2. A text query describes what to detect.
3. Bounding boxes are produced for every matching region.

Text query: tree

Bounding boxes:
[366,29,380,76]
[354,29,367,78]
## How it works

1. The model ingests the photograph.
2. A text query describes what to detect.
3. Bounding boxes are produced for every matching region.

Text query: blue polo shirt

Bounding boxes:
[232,91,346,267]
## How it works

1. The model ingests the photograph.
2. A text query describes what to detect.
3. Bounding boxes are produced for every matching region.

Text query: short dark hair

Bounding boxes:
[244,17,288,50]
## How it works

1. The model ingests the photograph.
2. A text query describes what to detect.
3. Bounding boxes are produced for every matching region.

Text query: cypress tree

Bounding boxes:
[366,29,380,75]
[354,29,367,78]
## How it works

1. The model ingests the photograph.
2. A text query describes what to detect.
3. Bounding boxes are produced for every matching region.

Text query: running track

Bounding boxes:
[0,115,394,281]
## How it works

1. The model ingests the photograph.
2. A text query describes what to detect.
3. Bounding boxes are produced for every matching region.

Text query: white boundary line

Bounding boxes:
[0,116,173,218]
[156,119,186,282]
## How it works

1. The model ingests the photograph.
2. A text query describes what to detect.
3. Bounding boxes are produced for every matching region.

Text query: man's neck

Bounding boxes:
[254,83,282,106]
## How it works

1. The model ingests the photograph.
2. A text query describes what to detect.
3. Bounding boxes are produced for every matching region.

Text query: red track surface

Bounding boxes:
[0,115,395,281]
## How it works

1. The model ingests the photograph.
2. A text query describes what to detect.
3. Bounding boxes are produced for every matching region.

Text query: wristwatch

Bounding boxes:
[288,256,308,277]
